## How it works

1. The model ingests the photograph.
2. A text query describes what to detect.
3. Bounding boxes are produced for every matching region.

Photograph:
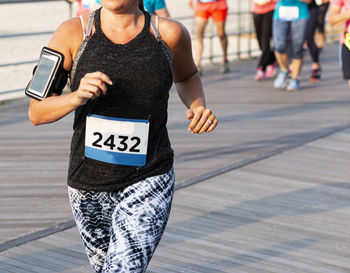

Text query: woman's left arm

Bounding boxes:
[160,19,218,134]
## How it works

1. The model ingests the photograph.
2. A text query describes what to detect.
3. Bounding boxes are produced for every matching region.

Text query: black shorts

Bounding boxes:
[341,44,350,79]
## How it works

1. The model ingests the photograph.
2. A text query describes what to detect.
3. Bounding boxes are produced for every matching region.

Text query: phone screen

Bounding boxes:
[29,52,59,96]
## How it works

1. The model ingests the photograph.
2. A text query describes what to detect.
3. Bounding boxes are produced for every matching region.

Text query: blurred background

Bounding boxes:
[0,0,343,101]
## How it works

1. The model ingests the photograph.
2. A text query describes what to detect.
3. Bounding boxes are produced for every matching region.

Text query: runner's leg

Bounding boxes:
[195,16,209,69]
[68,187,114,273]
[102,168,175,272]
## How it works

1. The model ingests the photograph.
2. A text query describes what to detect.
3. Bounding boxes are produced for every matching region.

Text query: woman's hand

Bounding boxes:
[186,106,218,134]
[71,71,113,107]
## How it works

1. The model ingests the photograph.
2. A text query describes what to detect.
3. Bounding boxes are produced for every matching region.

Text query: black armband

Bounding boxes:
[25,47,69,101]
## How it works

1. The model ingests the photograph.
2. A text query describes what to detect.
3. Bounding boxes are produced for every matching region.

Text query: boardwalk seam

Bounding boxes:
[175,124,350,191]
[0,123,349,253]
[0,221,75,253]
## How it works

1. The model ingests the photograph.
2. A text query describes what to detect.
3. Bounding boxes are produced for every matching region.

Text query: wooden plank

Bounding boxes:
[2,129,349,272]
[1,40,350,272]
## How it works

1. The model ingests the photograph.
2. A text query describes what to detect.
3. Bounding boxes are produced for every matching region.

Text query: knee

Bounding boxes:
[292,41,304,59]
[293,51,303,60]
[273,32,287,53]
[196,29,205,40]
[218,33,227,42]
[274,41,287,54]
[261,41,271,51]
[221,30,227,38]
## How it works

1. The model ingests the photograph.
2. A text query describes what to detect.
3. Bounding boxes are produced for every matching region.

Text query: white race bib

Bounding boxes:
[279,6,299,21]
[85,114,149,166]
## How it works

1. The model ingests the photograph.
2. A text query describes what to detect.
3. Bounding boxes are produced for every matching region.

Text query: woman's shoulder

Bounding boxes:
[156,17,191,50]
[48,15,90,70]
[54,15,87,41]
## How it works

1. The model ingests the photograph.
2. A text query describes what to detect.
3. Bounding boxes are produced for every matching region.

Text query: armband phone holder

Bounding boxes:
[25,47,68,101]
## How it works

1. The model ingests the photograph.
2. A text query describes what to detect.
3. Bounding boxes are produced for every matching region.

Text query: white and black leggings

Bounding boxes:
[68,168,174,273]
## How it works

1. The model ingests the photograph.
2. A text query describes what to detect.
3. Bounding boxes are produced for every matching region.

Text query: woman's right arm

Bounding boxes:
[28,17,112,126]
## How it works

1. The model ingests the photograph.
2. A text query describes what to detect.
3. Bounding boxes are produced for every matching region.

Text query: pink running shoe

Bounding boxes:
[265,64,276,78]
[255,67,265,81]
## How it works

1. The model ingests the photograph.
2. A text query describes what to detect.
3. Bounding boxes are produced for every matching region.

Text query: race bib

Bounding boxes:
[279,6,299,21]
[85,114,149,166]
[254,0,271,5]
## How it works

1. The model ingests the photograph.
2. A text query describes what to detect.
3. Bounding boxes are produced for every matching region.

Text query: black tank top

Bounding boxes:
[68,9,174,191]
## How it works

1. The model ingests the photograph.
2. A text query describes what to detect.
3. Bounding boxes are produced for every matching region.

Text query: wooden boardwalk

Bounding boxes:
[0,42,350,272]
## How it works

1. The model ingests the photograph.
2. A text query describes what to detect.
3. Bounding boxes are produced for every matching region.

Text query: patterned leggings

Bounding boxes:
[68,168,174,273]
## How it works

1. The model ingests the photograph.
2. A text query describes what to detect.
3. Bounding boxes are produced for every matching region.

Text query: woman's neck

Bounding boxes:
[100,7,143,31]
[99,7,145,44]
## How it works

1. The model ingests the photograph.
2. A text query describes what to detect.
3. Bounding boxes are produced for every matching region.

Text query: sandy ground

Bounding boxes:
[0,0,256,96]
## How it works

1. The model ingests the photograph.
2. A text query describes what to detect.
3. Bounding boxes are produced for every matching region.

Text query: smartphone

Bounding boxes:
[25,47,64,101]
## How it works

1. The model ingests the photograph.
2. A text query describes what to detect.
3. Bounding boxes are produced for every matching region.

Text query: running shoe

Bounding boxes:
[220,61,230,74]
[265,63,276,78]
[310,68,321,82]
[287,78,300,91]
[255,67,265,81]
[274,70,289,89]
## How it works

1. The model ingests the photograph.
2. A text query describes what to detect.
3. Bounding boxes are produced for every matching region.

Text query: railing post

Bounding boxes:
[237,1,241,60]
[248,1,252,58]
[68,1,73,18]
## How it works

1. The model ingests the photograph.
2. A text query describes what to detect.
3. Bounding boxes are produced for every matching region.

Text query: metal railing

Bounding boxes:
[0,1,255,100]
[0,0,73,14]
[0,0,340,101]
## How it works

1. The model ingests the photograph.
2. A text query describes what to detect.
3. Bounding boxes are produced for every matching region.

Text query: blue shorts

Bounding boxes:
[273,18,308,59]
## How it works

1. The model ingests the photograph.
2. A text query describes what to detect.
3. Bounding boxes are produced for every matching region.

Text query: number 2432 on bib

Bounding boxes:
[85,114,149,166]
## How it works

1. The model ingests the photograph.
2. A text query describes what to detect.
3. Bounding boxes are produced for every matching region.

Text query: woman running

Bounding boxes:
[28,0,218,272]
[316,1,330,49]
[305,0,322,82]
[188,0,230,74]
[273,0,312,91]
[252,0,277,81]
[329,0,350,86]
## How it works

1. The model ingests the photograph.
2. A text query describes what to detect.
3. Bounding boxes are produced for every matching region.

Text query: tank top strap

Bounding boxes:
[94,7,103,33]
[70,10,97,85]
[85,10,96,38]
[150,15,173,71]
[78,10,95,39]
[79,16,85,39]
[150,15,161,42]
